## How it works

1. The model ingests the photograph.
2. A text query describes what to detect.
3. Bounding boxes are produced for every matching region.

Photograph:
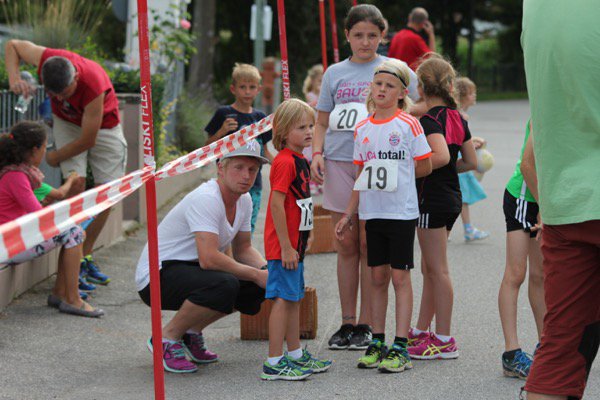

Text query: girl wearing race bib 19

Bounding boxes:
[311,4,419,351]
[335,59,432,373]
[408,57,478,360]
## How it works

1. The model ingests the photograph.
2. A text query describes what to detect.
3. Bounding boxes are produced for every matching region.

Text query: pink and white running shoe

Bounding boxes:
[408,327,430,347]
[408,333,459,360]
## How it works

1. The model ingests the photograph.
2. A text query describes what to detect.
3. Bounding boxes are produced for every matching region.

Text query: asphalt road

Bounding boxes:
[0,100,597,400]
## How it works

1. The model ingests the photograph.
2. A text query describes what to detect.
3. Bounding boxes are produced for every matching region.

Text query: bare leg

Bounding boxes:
[391,269,412,338]
[189,312,227,333]
[163,300,226,341]
[54,244,85,308]
[286,302,301,352]
[331,211,360,326]
[268,298,288,357]
[460,203,471,225]
[370,266,390,334]
[357,219,372,326]
[416,257,435,331]
[82,208,111,256]
[417,228,453,335]
[527,239,546,342]
[498,230,530,351]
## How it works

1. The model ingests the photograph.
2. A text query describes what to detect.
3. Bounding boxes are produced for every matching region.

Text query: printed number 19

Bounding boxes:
[365,166,387,190]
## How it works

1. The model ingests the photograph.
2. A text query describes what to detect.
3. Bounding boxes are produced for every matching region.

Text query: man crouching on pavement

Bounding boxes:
[135,140,270,373]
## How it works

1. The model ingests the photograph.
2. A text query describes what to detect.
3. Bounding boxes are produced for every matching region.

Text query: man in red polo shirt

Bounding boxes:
[5,40,127,286]
[388,7,436,70]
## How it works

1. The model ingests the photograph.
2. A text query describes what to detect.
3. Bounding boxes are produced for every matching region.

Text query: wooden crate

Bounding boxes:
[306,204,335,254]
[240,287,318,340]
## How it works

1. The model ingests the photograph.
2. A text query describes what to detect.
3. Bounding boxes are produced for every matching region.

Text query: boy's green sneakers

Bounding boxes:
[290,348,332,373]
[357,339,387,369]
[378,344,413,373]
[261,356,313,381]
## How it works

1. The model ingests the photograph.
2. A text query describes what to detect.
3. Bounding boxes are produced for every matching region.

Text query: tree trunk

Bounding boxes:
[188,0,216,93]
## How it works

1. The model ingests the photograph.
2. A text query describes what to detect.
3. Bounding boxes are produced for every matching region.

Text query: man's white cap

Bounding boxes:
[219,139,269,164]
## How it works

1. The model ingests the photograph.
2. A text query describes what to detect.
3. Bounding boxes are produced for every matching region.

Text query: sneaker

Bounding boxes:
[464,226,490,242]
[378,344,413,373]
[78,269,96,292]
[328,324,354,350]
[146,337,198,374]
[408,327,430,347]
[79,291,89,301]
[408,333,459,360]
[348,324,372,350]
[261,356,313,381]
[290,348,332,373]
[182,332,218,364]
[357,339,387,369]
[82,255,111,285]
[502,349,533,380]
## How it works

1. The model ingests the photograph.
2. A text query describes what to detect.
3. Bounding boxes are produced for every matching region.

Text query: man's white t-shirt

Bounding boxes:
[353,110,432,220]
[135,179,252,291]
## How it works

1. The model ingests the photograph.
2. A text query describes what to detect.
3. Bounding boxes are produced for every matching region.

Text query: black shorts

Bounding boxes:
[503,189,539,238]
[416,212,460,231]
[365,219,417,270]
[138,260,265,315]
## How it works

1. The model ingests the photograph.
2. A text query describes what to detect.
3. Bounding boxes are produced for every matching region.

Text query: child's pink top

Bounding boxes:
[0,171,42,225]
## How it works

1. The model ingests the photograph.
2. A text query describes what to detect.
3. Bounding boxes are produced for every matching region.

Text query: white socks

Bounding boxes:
[412,327,426,335]
[435,333,452,343]
[267,347,303,366]
[267,355,283,366]
[287,347,303,360]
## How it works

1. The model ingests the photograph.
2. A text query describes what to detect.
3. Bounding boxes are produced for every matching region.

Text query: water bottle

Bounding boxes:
[14,71,37,114]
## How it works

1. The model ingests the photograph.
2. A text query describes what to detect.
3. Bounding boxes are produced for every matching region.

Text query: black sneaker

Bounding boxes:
[348,324,372,350]
[328,324,354,350]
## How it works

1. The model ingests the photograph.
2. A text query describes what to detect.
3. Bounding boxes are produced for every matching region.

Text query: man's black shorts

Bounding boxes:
[138,260,265,315]
[503,189,539,238]
[417,211,460,231]
[365,219,417,270]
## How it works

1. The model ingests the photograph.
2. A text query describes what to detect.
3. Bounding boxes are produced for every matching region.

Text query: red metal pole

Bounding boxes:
[277,0,291,100]
[319,0,328,70]
[136,1,165,399]
[328,0,340,63]
[353,0,357,6]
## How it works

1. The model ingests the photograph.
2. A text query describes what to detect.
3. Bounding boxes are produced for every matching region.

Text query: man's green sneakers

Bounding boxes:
[357,339,387,369]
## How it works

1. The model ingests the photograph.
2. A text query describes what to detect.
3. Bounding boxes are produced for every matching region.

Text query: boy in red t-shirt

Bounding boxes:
[261,99,332,380]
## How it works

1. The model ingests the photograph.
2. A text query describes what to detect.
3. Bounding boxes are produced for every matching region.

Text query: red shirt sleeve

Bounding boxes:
[270,154,296,194]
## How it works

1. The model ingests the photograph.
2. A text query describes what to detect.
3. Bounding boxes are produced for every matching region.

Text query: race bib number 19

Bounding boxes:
[329,102,369,132]
[354,159,398,192]
[296,197,314,231]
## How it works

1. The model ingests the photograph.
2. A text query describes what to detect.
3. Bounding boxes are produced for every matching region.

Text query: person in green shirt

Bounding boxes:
[522,1,600,399]
[498,120,545,381]
[33,171,78,206]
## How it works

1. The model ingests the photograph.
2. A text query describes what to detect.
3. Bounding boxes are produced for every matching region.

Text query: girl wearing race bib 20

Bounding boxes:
[408,57,477,360]
[311,4,419,351]
[335,59,432,372]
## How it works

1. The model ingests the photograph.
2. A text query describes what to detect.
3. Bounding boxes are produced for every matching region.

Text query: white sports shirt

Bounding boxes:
[353,109,432,220]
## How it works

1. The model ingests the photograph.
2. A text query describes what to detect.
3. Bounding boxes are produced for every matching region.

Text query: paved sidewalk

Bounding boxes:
[0,101,598,400]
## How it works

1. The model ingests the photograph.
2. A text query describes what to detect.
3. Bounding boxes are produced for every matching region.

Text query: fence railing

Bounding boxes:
[0,87,46,131]
[460,63,527,93]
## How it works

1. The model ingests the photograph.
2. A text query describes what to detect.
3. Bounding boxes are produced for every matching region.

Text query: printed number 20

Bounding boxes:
[337,109,358,130]
[365,166,387,190]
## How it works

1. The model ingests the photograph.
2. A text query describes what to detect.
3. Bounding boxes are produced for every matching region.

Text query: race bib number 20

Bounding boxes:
[354,159,398,192]
[296,197,314,231]
[329,102,369,132]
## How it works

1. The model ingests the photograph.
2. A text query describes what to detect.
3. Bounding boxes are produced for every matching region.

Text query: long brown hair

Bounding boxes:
[416,57,458,109]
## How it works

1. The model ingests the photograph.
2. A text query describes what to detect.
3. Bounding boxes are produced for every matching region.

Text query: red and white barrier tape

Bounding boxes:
[0,167,154,264]
[155,114,273,180]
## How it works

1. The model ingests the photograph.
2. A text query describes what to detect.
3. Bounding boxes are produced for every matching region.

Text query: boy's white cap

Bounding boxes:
[219,139,269,164]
